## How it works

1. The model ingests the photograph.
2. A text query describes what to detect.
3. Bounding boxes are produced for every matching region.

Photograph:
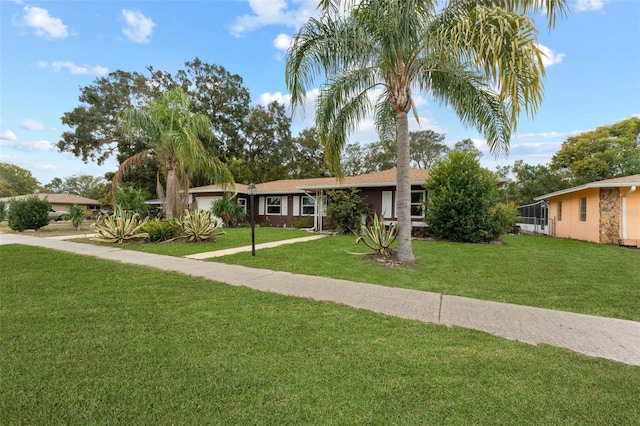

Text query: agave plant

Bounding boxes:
[355,213,398,256]
[90,205,148,244]
[175,209,225,242]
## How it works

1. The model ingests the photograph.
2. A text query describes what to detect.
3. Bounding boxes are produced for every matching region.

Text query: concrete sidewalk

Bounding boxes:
[1,232,639,366]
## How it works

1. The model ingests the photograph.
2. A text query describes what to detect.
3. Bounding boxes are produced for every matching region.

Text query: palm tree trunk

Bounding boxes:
[395,111,416,263]
[165,168,176,220]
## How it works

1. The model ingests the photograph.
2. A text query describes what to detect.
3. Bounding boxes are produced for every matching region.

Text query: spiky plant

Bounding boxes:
[356,213,398,257]
[90,205,148,245]
[141,218,180,242]
[174,209,225,243]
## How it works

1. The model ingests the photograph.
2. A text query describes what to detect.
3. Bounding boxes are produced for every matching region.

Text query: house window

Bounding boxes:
[238,198,247,214]
[557,201,562,221]
[266,197,281,215]
[579,198,587,221]
[411,190,426,218]
[301,196,315,216]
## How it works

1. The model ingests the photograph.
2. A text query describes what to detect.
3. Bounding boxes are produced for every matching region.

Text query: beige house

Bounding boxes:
[1,193,102,218]
[534,174,640,247]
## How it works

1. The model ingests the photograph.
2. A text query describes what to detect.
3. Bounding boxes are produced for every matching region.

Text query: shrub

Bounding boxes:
[356,213,397,256]
[211,195,246,228]
[68,204,86,230]
[8,196,50,231]
[90,205,149,244]
[488,202,519,241]
[116,187,149,216]
[141,218,180,242]
[425,151,508,243]
[325,189,369,234]
[293,216,314,229]
[0,201,6,221]
[172,209,225,242]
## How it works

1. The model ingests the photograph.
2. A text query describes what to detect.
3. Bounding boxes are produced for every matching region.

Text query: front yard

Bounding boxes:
[1,244,639,424]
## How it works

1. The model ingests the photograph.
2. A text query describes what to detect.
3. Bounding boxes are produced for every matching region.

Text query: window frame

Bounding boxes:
[579,198,587,221]
[557,201,562,221]
[301,196,315,216]
[266,196,281,215]
[410,190,426,218]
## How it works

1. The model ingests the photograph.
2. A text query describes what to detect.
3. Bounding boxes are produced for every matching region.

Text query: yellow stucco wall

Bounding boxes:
[620,186,640,240]
[549,188,600,243]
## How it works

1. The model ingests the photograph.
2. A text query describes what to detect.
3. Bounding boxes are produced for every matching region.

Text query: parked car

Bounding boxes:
[48,207,69,221]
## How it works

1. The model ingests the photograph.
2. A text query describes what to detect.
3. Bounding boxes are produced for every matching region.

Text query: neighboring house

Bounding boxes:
[189,168,431,230]
[0,193,102,218]
[534,174,640,246]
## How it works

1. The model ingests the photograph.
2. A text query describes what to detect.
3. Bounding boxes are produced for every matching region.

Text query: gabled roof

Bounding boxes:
[189,168,430,195]
[0,193,100,205]
[534,174,640,201]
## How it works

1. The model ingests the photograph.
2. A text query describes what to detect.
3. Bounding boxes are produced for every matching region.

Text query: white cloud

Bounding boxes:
[516,129,585,139]
[0,137,54,151]
[273,33,292,51]
[121,9,155,43]
[537,44,565,67]
[575,0,607,12]
[37,61,108,76]
[20,118,45,131]
[0,130,17,141]
[20,6,68,39]
[231,0,317,36]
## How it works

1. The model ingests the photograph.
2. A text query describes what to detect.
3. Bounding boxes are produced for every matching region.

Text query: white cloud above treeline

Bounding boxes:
[121,9,155,43]
[231,0,316,36]
[37,61,108,76]
[19,6,68,39]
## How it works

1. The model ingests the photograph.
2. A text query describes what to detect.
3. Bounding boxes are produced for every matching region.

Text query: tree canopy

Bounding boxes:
[550,116,640,185]
[0,163,41,197]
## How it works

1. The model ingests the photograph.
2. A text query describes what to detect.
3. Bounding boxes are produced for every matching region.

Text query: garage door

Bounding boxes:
[196,196,221,212]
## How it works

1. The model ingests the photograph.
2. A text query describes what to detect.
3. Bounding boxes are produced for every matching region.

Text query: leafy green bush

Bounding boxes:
[211,195,246,228]
[171,209,225,242]
[8,196,50,231]
[0,201,6,221]
[356,213,397,256]
[90,205,149,244]
[141,218,180,242]
[326,189,369,234]
[68,204,86,230]
[488,202,519,240]
[425,151,509,243]
[116,187,150,216]
[293,216,314,229]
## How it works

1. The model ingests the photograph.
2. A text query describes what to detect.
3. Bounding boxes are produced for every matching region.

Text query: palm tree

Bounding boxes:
[286,0,567,263]
[113,87,232,219]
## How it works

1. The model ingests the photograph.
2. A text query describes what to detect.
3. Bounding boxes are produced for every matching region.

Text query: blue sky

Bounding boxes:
[1,0,639,186]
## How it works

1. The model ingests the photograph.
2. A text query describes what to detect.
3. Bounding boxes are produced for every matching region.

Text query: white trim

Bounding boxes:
[258,196,265,215]
[382,191,393,219]
[281,196,288,216]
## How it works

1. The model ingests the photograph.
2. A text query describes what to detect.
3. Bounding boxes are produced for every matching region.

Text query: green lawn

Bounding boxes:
[212,234,640,321]
[1,245,639,424]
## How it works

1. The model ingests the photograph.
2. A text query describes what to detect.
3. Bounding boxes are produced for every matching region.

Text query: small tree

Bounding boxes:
[425,151,515,243]
[68,204,86,230]
[116,187,149,216]
[8,196,50,231]
[211,195,246,228]
[325,189,369,234]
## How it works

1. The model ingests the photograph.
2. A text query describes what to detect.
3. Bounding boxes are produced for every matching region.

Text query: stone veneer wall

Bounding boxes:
[599,188,620,244]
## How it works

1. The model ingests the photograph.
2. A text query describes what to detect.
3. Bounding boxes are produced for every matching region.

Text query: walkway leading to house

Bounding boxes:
[1,232,639,367]
[184,235,327,259]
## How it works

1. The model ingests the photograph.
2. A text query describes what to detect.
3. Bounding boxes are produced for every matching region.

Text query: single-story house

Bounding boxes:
[0,193,102,218]
[534,174,640,246]
[189,168,431,230]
